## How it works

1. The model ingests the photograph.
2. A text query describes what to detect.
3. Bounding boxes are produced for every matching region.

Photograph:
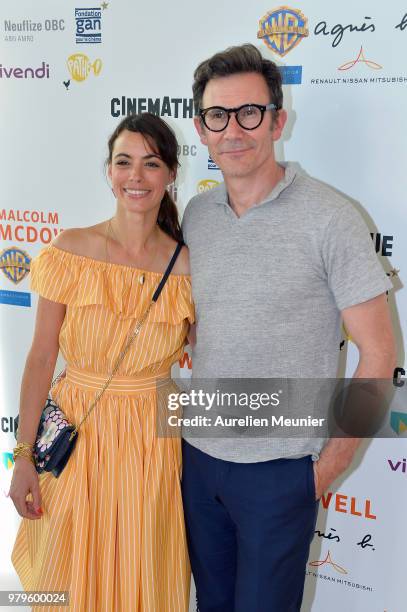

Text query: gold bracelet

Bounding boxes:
[13,449,34,463]
[13,442,34,463]
[14,442,33,451]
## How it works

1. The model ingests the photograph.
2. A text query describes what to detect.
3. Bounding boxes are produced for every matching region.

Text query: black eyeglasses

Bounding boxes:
[199,103,277,132]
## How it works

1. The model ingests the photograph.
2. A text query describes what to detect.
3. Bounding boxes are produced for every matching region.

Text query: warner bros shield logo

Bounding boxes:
[0,247,31,284]
[257,7,309,57]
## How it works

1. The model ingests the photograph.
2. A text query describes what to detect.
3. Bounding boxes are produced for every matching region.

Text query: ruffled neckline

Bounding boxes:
[30,245,195,323]
[49,245,191,279]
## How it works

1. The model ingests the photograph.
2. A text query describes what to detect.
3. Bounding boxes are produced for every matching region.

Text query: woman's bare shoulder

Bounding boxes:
[158,230,190,275]
[171,244,190,275]
[52,223,106,257]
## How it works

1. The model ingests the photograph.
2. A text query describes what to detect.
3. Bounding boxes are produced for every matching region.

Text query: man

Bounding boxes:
[181,44,396,612]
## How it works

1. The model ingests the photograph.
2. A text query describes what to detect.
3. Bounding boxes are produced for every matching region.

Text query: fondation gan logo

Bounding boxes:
[257,7,308,56]
[75,8,101,44]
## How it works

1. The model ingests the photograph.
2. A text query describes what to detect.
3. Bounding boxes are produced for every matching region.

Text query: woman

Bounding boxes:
[9,113,194,611]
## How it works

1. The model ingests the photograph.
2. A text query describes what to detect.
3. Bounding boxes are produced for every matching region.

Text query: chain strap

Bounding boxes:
[68,300,154,441]
[50,369,66,390]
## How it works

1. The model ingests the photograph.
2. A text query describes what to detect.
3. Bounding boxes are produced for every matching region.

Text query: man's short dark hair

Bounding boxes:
[192,43,283,115]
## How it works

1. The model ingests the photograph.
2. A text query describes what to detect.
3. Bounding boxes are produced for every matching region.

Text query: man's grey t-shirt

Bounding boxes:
[181,163,392,462]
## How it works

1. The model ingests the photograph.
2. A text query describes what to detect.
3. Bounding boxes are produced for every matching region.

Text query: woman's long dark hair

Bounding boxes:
[107,113,183,243]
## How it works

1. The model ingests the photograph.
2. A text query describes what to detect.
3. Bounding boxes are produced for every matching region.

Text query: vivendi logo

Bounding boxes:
[387,458,406,473]
[0,62,50,79]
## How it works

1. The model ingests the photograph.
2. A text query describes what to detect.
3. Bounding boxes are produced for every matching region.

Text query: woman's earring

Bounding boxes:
[167,183,177,202]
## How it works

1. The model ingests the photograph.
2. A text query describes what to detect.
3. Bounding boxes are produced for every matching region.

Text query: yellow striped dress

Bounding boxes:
[12,245,194,612]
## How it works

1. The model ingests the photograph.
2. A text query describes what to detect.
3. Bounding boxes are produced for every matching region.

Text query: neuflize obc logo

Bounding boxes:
[75,8,101,44]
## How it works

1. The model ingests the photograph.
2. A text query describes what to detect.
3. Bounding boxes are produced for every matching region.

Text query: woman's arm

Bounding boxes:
[9,297,66,519]
[17,297,66,444]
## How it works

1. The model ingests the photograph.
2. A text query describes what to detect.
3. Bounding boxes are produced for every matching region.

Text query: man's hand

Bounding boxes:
[313,461,323,501]
[312,453,348,501]
[312,436,361,500]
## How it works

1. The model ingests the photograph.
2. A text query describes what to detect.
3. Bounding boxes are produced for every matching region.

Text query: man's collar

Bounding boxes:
[214,162,297,206]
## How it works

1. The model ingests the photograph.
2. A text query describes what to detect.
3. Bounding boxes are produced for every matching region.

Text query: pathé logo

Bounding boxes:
[67,53,102,82]
[197,179,220,193]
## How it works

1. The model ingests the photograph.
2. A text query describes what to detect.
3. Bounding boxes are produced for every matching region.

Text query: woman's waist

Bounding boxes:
[63,366,171,395]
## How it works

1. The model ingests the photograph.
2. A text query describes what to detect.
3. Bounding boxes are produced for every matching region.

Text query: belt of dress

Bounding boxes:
[65,366,171,395]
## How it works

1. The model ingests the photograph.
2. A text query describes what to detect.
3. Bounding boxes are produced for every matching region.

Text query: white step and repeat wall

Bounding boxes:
[0,1,406,610]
